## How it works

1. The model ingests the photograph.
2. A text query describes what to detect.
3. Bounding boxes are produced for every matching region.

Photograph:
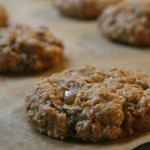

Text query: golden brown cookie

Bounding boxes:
[0,25,64,74]
[0,4,8,27]
[55,0,122,19]
[99,0,150,46]
[26,66,150,142]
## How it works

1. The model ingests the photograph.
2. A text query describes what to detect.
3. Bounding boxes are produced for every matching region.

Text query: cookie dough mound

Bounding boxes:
[55,0,122,19]
[0,4,8,27]
[25,66,150,142]
[99,0,150,46]
[0,25,64,74]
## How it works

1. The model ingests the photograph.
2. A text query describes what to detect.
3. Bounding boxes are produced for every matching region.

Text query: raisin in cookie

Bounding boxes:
[54,0,122,19]
[25,66,150,142]
[0,25,64,74]
[99,0,150,46]
[0,4,8,27]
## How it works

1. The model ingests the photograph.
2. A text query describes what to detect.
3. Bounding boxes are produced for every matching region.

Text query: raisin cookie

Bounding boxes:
[99,0,150,46]
[0,25,64,74]
[25,66,150,142]
[0,4,8,27]
[55,0,122,19]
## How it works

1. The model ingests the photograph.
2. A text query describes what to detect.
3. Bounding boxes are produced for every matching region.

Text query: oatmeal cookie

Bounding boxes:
[0,4,8,27]
[25,66,150,142]
[54,0,122,19]
[99,0,150,46]
[0,25,64,74]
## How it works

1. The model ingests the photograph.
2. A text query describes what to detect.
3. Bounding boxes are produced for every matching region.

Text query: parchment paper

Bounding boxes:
[0,0,150,149]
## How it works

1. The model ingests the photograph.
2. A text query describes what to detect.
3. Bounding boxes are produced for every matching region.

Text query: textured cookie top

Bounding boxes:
[55,0,122,19]
[0,4,8,27]
[99,0,150,46]
[26,66,150,142]
[0,25,64,73]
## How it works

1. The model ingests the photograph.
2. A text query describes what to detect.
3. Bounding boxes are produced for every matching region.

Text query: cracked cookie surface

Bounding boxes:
[25,66,150,142]
[0,25,64,74]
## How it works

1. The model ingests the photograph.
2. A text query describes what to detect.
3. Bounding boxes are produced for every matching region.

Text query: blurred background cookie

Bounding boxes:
[0,24,64,74]
[54,0,122,19]
[0,4,8,27]
[98,0,150,46]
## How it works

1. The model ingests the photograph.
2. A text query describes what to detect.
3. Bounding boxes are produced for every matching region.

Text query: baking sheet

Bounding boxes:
[0,0,150,149]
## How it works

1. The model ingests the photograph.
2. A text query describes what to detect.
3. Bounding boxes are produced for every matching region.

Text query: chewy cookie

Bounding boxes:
[26,66,150,142]
[55,0,122,19]
[0,25,64,74]
[0,4,8,27]
[99,0,150,46]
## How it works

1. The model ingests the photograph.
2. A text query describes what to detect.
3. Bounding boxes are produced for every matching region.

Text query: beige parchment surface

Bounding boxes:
[0,0,150,150]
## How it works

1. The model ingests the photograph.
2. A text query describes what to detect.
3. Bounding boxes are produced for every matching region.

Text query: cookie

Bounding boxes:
[99,0,150,46]
[0,25,64,74]
[0,4,8,27]
[55,0,122,19]
[25,66,150,142]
